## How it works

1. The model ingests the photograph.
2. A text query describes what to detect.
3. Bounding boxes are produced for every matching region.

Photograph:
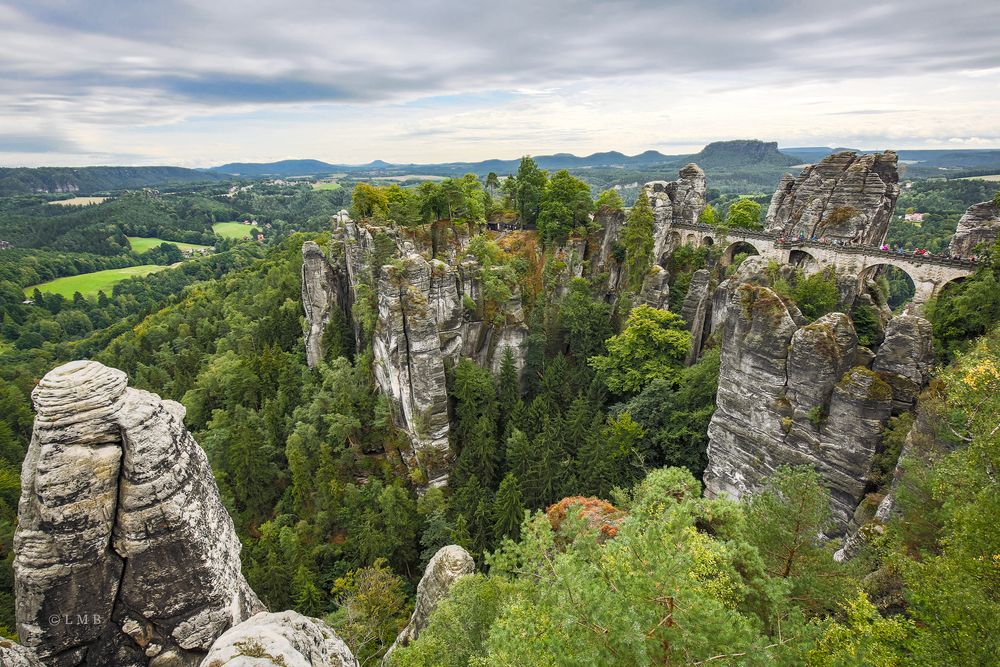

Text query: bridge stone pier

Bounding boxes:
[667,222,974,307]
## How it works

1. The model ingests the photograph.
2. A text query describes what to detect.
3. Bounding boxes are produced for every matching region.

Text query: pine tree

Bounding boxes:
[504,429,534,485]
[576,414,614,497]
[563,396,592,458]
[471,498,493,556]
[293,564,325,616]
[493,473,525,542]
[454,414,500,489]
[420,508,453,565]
[450,513,472,552]
[496,348,520,432]
[621,189,655,292]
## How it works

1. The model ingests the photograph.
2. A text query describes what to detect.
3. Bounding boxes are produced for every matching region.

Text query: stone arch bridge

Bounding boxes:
[667,222,974,306]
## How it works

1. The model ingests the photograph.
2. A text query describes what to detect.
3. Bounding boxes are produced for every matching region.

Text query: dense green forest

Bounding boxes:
[0,166,226,196]
[0,164,997,664]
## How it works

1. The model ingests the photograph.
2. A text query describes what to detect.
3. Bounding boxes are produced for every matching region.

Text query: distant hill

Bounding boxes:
[0,166,225,196]
[208,159,340,177]
[686,140,799,169]
[205,150,678,178]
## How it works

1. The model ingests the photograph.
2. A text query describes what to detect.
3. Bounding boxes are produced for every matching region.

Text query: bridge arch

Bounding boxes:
[701,235,715,247]
[859,263,916,310]
[721,240,761,266]
[686,233,696,246]
[788,249,818,272]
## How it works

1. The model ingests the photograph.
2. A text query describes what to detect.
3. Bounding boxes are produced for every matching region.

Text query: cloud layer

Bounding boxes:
[1,0,998,166]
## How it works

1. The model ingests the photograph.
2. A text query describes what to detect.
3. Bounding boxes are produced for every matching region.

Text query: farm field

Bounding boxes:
[127,236,212,253]
[48,196,108,206]
[25,264,173,298]
[212,221,255,239]
[958,174,1000,181]
[312,181,342,191]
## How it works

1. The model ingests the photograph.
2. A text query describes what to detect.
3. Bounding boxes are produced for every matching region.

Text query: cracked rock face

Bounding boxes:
[704,286,894,534]
[302,223,528,485]
[645,164,707,263]
[201,611,358,667]
[301,240,346,368]
[382,545,474,665]
[639,265,670,310]
[872,314,933,414]
[0,640,42,666]
[374,253,454,486]
[765,151,899,245]
[949,199,999,257]
[679,268,712,364]
[14,360,263,667]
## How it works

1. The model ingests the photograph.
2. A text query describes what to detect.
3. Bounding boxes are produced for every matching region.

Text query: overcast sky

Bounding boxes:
[2,0,999,167]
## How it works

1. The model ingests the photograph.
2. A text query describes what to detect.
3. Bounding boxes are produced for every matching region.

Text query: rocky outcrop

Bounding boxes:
[383,545,474,665]
[679,269,712,364]
[374,253,454,486]
[949,199,1000,257]
[202,612,358,667]
[872,314,933,413]
[639,265,670,309]
[646,164,707,263]
[302,240,346,368]
[765,151,899,245]
[0,640,42,667]
[15,360,263,667]
[303,221,531,485]
[704,284,895,533]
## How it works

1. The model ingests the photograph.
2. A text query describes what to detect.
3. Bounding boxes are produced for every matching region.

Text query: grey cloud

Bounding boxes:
[2,0,999,111]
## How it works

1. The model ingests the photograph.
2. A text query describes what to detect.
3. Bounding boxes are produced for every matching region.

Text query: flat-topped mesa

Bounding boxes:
[15,360,263,667]
[645,163,707,263]
[703,266,932,535]
[765,151,900,245]
[949,199,1000,258]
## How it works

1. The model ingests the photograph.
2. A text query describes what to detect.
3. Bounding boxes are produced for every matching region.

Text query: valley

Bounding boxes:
[0,144,998,666]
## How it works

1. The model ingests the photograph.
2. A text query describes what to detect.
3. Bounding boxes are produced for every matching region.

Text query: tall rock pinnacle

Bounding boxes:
[14,360,263,666]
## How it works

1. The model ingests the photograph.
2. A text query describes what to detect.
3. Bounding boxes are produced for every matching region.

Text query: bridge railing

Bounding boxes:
[670,221,776,241]
[668,222,976,269]
[773,240,977,269]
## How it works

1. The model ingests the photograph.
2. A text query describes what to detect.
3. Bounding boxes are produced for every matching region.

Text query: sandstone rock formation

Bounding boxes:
[872,314,934,413]
[302,240,347,368]
[383,545,475,665]
[300,220,534,484]
[765,151,900,245]
[374,252,454,485]
[0,639,42,667]
[15,360,263,667]
[646,164,707,263]
[949,199,1000,257]
[679,268,712,364]
[704,284,896,533]
[201,612,358,667]
[639,265,670,309]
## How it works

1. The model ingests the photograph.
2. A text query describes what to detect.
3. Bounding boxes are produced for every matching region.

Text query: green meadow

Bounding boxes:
[127,236,212,253]
[212,221,255,239]
[25,265,172,298]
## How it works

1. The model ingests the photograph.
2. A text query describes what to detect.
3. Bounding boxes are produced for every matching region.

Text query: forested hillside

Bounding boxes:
[0,166,226,196]
[1,157,998,665]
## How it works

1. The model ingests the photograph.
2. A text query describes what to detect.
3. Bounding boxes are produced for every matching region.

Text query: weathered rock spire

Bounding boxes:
[15,360,263,666]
